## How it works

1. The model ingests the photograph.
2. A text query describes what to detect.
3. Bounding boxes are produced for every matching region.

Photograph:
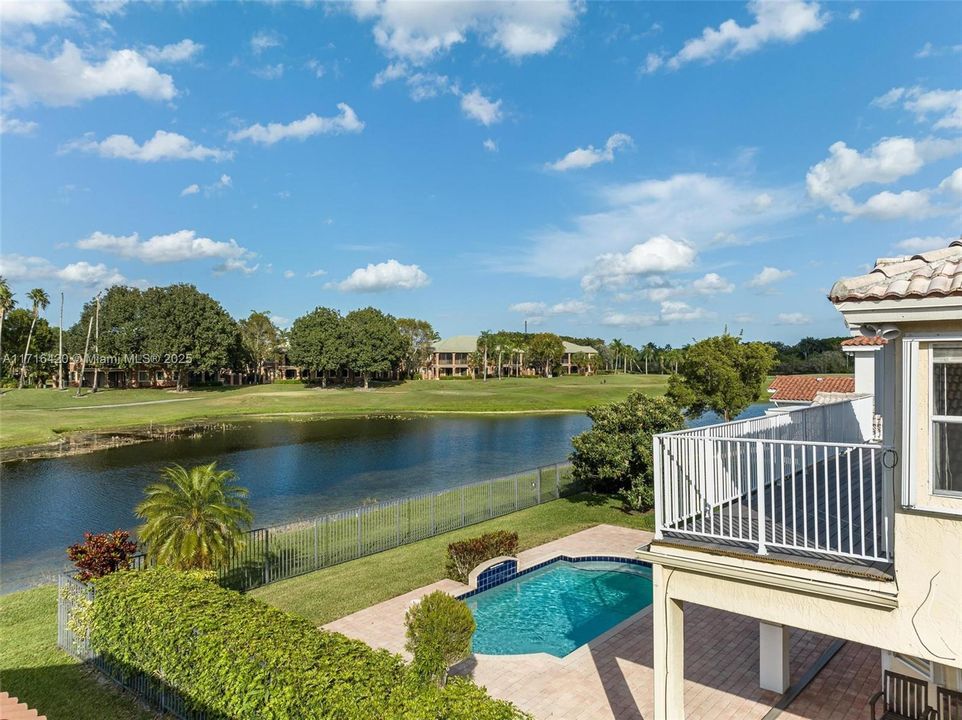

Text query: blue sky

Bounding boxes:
[1,0,960,345]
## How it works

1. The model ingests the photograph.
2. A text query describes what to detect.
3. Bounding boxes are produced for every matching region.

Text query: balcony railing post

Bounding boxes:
[654,435,664,540]
[755,440,768,555]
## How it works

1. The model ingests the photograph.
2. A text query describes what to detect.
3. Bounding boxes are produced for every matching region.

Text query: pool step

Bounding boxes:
[0,692,47,720]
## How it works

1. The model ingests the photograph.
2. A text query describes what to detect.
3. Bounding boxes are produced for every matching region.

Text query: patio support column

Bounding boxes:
[759,621,790,693]
[653,565,685,719]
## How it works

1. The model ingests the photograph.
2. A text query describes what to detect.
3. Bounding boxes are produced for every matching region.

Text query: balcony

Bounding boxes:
[653,397,895,578]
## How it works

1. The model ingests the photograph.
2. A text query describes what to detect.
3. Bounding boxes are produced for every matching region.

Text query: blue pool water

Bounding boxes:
[464,560,653,657]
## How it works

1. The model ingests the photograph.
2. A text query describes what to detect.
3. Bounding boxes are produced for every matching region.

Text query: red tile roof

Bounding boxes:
[768,375,855,402]
[829,240,962,302]
[840,336,888,347]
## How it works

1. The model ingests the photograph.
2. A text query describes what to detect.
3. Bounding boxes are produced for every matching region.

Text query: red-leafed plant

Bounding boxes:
[445,531,519,583]
[67,530,138,582]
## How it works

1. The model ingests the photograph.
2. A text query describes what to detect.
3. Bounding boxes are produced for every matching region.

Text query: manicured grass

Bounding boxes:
[0,585,153,720]
[252,492,654,626]
[0,374,668,449]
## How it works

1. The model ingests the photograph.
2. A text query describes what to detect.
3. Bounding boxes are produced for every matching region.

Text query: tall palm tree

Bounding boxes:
[136,462,253,570]
[0,277,14,371]
[18,287,49,389]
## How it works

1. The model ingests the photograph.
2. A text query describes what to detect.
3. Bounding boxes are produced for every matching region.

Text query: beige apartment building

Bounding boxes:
[427,335,598,378]
[641,241,962,718]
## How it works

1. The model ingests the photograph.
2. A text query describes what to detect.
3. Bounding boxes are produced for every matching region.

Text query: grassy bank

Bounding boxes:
[253,492,654,626]
[0,493,650,719]
[0,374,667,449]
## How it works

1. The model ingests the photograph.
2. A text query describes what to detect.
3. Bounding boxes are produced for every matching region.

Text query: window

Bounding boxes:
[933,346,962,494]
[138,371,149,383]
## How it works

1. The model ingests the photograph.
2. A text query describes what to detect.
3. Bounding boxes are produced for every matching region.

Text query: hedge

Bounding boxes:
[445,531,519,583]
[91,568,527,720]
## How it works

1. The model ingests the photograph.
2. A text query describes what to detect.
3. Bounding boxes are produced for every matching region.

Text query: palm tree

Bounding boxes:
[18,287,49,389]
[0,277,14,371]
[135,462,253,570]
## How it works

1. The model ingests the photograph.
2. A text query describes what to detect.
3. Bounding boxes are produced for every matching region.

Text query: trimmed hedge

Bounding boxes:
[91,568,527,720]
[445,531,519,583]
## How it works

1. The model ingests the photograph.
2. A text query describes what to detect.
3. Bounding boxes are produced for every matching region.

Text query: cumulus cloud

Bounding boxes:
[251,30,283,54]
[142,39,204,64]
[692,272,735,294]
[509,299,591,317]
[329,259,430,292]
[349,0,581,64]
[1,41,176,108]
[895,236,956,253]
[460,88,502,125]
[0,114,38,135]
[77,230,254,266]
[601,312,658,328]
[939,167,962,196]
[483,138,498,152]
[581,235,696,292]
[915,42,962,59]
[307,269,327,278]
[776,312,811,325]
[0,0,74,26]
[805,136,958,220]
[747,266,793,288]
[646,0,828,73]
[180,183,200,197]
[181,174,232,198]
[213,258,259,275]
[0,254,125,287]
[874,86,962,130]
[546,133,633,171]
[252,63,284,80]
[228,104,364,145]
[62,130,232,162]
[659,300,714,322]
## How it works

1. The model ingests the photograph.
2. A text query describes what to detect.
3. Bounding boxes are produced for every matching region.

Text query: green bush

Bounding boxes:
[405,591,476,686]
[90,568,526,719]
[445,531,519,583]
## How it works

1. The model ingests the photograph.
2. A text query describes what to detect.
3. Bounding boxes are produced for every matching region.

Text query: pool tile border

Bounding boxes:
[457,554,652,599]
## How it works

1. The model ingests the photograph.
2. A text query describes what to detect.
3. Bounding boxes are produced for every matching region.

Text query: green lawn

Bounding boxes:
[0,585,154,720]
[0,374,668,449]
[0,493,650,719]
[252,492,654,626]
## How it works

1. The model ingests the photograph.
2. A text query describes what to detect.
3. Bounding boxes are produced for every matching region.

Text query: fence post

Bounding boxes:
[488,481,493,518]
[263,530,271,586]
[515,474,519,510]
[313,518,319,569]
[396,501,401,547]
[356,509,362,557]
[536,469,541,504]
[431,493,436,535]
[755,441,768,555]
[555,463,560,499]
[653,437,663,540]
[460,487,465,527]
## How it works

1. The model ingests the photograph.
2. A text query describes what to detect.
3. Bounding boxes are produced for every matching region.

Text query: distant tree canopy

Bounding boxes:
[526,333,565,376]
[345,307,407,389]
[287,307,347,387]
[396,318,439,379]
[667,334,778,421]
[2,307,55,384]
[771,336,850,374]
[238,311,282,381]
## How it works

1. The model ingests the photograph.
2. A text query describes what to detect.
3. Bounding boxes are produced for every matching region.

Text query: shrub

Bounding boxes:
[405,591,476,686]
[620,477,656,512]
[445,531,519,583]
[91,568,525,719]
[66,530,138,582]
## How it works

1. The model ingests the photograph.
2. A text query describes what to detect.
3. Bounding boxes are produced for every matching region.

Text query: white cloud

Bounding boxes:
[748,266,793,288]
[734,313,755,323]
[62,130,232,162]
[653,0,828,72]
[251,30,283,54]
[283,270,296,279]
[184,174,233,198]
[0,0,74,26]
[460,88,502,125]
[939,168,962,196]
[848,8,861,21]
[776,312,811,325]
[77,230,254,265]
[307,269,327,278]
[873,86,962,130]
[0,114,38,135]
[639,52,664,75]
[483,138,498,152]
[895,236,955,253]
[692,272,735,294]
[228,104,364,145]
[0,254,125,287]
[90,0,129,16]
[546,133,633,172]
[1,41,176,108]
[915,42,962,59]
[509,301,546,315]
[330,259,430,292]
[518,173,796,279]
[349,0,581,64]
[180,183,200,197]
[806,136,958,219]
[601,312,658,328]
[509,299,590,316]
[750,192,774,211]
[582,235,696,292]
[142,39,203,64]
[660,300,713,322]
[252,63,284,80]
[305,58,326,78]
[213,258,259,275]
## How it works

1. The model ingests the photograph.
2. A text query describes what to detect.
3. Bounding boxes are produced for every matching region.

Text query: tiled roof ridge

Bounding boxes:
[829,238,962,302]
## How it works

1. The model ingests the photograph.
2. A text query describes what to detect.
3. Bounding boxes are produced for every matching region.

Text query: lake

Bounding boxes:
[0,404,769,592]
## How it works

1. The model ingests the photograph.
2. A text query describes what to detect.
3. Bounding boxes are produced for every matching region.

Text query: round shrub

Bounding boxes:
[405,591,476,687]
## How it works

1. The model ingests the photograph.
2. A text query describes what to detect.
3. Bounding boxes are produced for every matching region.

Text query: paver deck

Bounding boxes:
[324,524,882,719]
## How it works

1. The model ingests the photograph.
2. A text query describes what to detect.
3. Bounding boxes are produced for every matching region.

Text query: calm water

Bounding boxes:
[0,403,770,592]
[466,560,653,657]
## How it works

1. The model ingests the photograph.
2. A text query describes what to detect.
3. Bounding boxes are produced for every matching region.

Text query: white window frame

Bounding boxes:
[902,333,962,512]
[930,342,962,498]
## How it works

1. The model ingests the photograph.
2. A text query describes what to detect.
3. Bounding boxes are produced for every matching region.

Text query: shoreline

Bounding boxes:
[0,409,588,462]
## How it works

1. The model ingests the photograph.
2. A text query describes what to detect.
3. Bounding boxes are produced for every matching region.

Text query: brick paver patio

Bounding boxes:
[324,525,881,719]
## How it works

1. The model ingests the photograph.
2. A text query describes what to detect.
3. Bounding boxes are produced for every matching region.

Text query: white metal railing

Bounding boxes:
[654,399,892,563]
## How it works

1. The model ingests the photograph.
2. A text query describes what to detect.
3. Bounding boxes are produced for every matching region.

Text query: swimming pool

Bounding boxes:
[463,558,653,657]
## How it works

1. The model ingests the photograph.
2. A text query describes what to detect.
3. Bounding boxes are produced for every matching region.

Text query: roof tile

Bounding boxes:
[768,375,855,402]
[829,239,962,302]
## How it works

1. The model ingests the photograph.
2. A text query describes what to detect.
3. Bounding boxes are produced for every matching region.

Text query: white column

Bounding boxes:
[759,621,790,693]
[653,565,685,719]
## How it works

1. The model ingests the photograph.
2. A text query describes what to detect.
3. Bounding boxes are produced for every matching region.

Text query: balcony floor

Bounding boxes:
[660,447,895,581]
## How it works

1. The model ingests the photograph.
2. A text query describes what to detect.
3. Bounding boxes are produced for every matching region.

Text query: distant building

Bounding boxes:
[426,335,599,379]
[767,374,856,407]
